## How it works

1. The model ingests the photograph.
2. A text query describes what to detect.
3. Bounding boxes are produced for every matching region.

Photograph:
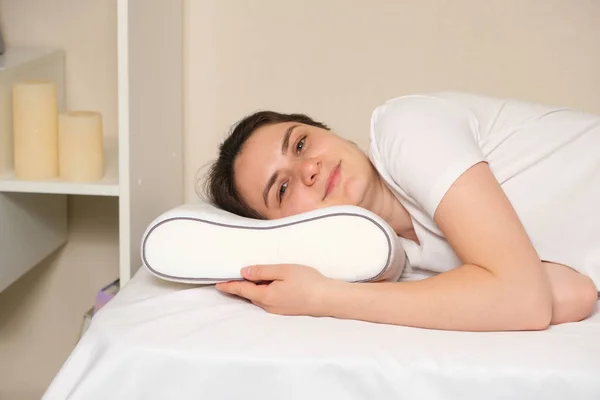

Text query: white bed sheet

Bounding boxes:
[44,267,600,400]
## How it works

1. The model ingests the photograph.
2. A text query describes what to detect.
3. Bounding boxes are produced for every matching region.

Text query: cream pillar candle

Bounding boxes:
[58,111,104,182]
[12,80,59,180]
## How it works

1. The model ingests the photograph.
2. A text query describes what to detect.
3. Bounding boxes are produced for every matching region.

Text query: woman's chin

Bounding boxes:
[321,196,360,209]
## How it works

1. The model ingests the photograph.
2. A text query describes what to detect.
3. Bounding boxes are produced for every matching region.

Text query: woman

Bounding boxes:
[205,91,599,331]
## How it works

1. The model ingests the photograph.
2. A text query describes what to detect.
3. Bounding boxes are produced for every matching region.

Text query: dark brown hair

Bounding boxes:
[202,111,329,219]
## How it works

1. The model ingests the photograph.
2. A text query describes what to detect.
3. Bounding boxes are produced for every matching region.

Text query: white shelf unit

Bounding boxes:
[0,0,184,292]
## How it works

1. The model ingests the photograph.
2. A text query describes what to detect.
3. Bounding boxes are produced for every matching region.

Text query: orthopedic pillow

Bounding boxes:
[141,201,406,284]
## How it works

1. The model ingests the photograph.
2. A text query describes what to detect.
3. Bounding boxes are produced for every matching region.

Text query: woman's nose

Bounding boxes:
[300,158,320,186]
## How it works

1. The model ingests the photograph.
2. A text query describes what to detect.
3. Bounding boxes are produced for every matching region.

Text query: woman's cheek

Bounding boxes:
[341,176,367,206]
[287,190,319,216]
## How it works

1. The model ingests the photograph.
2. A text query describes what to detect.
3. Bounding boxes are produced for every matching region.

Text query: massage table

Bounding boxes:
[43,266,600,399]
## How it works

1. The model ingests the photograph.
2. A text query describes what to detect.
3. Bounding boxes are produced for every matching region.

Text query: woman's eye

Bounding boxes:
[295,137,306,154]
[279,181,288,202]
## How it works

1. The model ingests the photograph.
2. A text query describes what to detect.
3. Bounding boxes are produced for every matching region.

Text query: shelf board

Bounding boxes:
[0,142,119,197]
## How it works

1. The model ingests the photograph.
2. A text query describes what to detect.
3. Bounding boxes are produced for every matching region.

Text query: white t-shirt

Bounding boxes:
[368,92,600,289]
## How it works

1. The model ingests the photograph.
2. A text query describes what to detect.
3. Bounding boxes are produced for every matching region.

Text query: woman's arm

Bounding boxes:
[216,255,597,331]
[319,162,555,331]
[317,260,597,331]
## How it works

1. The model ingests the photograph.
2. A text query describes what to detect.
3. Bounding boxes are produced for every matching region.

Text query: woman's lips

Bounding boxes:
[323,162,341,200]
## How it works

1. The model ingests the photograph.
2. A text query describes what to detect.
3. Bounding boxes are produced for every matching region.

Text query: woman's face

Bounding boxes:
[234,121,378,219]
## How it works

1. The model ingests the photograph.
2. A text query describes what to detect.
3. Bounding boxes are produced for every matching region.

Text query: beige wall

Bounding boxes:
[0,0,599,398]
[0,1,118,399]
[185,0,600,201]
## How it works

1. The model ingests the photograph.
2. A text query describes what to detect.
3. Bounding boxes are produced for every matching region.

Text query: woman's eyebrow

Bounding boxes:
[262,124,300,208]
[263,171,278,208]
[281,124,299,154]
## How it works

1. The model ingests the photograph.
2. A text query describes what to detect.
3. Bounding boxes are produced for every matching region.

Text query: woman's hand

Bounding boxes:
[215,264,335,316]
[543,261,598,324]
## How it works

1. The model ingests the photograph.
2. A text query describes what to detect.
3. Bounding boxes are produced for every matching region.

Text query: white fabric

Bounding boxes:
[44,267,600,400]
[141,202,405,284]
[369,92,600,288]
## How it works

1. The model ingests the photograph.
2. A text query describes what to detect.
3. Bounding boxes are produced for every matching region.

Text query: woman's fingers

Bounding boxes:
[216,280,268,302]
[241,264,292,282]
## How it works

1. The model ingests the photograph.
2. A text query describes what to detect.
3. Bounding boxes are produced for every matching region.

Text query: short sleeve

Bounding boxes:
[369,95,486,217]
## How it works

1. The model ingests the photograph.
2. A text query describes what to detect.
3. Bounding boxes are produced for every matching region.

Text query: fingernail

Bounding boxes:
[242,267,251,276]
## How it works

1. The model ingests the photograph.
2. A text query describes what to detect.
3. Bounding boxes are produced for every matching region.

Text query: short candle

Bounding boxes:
[58,111,104,182]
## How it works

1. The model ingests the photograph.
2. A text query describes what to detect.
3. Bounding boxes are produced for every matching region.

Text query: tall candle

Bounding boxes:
[58,111,104,182]
[12,80,59,180]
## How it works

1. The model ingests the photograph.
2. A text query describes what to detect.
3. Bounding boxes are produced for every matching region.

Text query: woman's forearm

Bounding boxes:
[320,264,553,332]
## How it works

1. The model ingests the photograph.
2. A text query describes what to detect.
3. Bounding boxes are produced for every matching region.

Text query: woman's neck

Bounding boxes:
[367,175,419,244]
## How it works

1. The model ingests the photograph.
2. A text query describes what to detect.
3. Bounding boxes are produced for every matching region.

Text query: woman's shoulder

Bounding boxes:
[369,91,483,149]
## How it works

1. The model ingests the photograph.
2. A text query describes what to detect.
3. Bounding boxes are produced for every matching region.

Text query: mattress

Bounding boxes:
[44,267,600,400]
